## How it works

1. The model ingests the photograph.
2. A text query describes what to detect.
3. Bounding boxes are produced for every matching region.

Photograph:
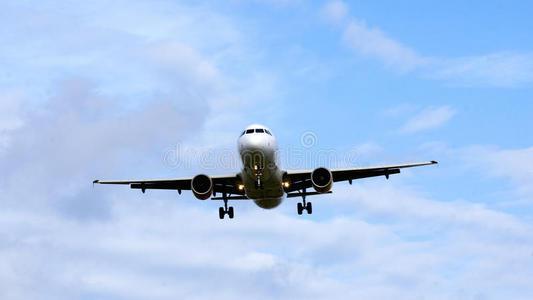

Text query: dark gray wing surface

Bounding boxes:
[93,174,244,195]
[285,161,437,192]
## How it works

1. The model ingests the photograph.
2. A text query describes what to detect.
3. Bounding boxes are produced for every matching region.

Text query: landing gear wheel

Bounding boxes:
[297,203,303,215]
[219,207,225,219]
[228,206,234,219]
[306,202,312,214]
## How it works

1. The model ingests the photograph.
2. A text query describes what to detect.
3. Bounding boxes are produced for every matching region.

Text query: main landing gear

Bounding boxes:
[219,193,234,219]
[297,188,312,215]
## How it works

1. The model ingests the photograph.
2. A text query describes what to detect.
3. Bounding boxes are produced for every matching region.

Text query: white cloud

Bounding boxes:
[0,0,281,215]
[1,183,532,300]
[485,147,533,181]
[333,182,527,234]
[0,92,25,153]
[143,41,223,95]
[320,1,349,24]
[336,4,533,86]
[0,93,24,132]
[342,19,428,72]
[417,142,533,207]
[463,146,533,201]
[433,52,533,87]
[399,106,456,134]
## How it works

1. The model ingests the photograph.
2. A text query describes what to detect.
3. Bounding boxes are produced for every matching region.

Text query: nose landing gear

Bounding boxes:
[254,165,264,190]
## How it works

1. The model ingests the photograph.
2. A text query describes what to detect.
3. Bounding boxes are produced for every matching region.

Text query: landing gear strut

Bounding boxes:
[254,165,264,190]
[297,187,312,215]
[219,193,234,219]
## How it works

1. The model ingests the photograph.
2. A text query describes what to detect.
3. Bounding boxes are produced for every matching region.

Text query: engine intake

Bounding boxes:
[191,174,213,200]
[311,167,333,193]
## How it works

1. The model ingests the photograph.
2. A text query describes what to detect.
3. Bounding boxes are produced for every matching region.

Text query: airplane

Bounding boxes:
[93,124,437,219]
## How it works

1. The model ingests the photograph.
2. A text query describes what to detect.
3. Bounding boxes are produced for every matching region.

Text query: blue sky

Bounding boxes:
[1,1,532,299]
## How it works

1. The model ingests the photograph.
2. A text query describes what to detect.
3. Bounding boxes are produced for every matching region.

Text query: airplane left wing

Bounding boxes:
[93,174,243,196]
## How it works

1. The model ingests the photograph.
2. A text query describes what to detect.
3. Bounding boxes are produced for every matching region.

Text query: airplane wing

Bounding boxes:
[93,174,244,196]
[284,161,438,193]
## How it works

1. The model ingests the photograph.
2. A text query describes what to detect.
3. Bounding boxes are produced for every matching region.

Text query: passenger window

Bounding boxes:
[246,129,254,134]
[256,129,264,133]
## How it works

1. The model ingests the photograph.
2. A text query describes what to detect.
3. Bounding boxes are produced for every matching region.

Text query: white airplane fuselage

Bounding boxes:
[238,124,285,209]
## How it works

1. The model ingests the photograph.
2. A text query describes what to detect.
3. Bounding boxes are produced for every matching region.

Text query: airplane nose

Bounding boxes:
[243,135,265,151]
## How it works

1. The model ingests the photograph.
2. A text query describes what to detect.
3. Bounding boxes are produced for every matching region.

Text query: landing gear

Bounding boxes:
[254,165,264,190]
[297,188,312,215]
[297,200,312,215]
[254,181,264,190]
[219,194,234,219]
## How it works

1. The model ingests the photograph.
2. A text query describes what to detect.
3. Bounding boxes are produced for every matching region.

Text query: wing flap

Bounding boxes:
[130,181,190,190]
[332,168,400,182]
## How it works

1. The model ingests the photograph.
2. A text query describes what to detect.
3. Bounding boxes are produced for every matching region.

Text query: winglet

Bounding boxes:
[431,160,438,164]
[93,180,99,184]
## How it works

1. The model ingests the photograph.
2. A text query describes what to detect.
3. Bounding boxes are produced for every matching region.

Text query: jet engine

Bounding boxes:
[311,167,333,193]
[191,174,213,200]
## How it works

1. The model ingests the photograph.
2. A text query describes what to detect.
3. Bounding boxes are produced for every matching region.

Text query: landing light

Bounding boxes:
[283,181,290,188]
[238,184,245,190]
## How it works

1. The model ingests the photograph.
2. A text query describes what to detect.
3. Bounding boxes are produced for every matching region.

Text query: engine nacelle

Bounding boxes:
[311,167,333,193]
[191,174,213,200]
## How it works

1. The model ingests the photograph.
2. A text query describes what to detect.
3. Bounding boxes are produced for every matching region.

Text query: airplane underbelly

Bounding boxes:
[239,140,283,209]
[245,182,283,199]
[244,171,284,209]
[253,197,283,209]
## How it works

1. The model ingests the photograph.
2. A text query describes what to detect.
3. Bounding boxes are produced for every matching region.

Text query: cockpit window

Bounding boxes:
[246,129,254,134]
[265,129,272,135]
[255,128,264,133]
[240,131,245,137]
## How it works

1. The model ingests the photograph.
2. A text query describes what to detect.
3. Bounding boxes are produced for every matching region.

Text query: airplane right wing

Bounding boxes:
[284,161,438,192]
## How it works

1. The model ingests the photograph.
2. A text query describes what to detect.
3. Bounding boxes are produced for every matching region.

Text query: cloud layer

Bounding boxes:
[343,20,428,72]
